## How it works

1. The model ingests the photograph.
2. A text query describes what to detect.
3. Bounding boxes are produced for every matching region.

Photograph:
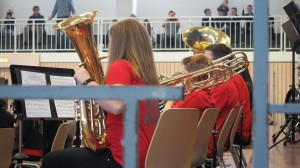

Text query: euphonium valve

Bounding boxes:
[53,11,107,151]
[212,51,249,75]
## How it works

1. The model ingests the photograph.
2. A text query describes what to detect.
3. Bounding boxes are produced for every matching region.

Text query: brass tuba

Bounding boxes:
[182,26,231,53]
[53,11,107,151]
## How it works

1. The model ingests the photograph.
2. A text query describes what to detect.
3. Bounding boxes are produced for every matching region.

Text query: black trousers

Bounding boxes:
[42,148,122,168]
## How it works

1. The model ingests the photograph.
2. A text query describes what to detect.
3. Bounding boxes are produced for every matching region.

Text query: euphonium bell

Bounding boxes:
[53,11,107,151]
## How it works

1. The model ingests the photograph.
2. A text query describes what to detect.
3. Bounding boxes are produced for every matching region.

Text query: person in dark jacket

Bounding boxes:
[24,6,45,44]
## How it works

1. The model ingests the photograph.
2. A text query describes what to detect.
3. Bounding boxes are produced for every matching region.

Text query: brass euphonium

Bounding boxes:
[212,51,249,75]
[160,64,233,95]
[53,11,107,151]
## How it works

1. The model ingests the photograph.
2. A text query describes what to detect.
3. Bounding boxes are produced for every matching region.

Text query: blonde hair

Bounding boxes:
[108,19,159,85]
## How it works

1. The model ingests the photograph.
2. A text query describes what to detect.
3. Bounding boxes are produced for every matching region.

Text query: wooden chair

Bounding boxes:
[217,107,239,167]
[0,128,15,168]
[16,122,71,168]
[145,108,199,168]
[229,105,248,168]
[65,120,77,148]
[206,107,239,168]
[191,108,219,168]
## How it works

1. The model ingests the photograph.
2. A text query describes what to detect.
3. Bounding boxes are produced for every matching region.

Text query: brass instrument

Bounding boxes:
[53,11,107,151]
[182,26,249,75]
[182,26,231,53]
[160,64,233,95]
[212,51,249,75]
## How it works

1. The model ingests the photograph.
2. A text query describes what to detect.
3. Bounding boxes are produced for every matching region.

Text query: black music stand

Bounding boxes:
[10,65,76,165]
[271,1,300,148]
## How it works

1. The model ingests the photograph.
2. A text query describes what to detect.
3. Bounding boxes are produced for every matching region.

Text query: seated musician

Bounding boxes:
[0,78,15,128]
[162,54,214,117]
[0,99,15,128]
[42,19,160,168]
[205,43,252,146]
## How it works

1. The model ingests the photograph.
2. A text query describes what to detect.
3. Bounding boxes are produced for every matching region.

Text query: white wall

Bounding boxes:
[0,0,117,19]
[0,0,298,19]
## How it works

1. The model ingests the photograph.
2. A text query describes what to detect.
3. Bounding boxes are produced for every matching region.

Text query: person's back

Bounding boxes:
[231,74,252,145]
[172,88,213,117]
[207,80,239,157]
[105,60,159,168]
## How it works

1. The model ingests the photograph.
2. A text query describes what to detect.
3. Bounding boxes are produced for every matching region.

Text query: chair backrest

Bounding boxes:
[0,128,15,168]
[191,108,219,167]
[217,107,238,157]
[65,120,76,148]
[145,108,199,168]
[51,122,70,152]
[230,105,245,146]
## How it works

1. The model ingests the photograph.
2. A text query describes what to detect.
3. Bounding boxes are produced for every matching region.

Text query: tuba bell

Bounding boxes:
[53,11,107,151]
[182,26,231,53]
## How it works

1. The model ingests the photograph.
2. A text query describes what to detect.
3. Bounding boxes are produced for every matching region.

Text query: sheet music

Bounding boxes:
[50,75,76,118]
[21,71,51,118]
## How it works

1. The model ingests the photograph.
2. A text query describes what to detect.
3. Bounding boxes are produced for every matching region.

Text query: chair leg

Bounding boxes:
[241,151,247,168]
[230,147,240,168]
[217,157,226,168]
[233,145,247,168]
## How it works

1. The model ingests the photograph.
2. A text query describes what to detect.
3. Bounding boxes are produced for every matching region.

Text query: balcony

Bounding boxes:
[0,15,292,53]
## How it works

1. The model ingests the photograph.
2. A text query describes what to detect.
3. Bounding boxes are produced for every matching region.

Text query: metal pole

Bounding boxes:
[253,0,269,168]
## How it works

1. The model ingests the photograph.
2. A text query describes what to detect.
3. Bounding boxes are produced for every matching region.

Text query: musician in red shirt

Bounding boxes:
[207,76,239,157]
[206,44,252,146]
[42,19,160,168]
[163,54,214,117]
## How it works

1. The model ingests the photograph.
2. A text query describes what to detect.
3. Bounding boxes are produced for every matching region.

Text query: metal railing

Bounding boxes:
[0,15,290,52]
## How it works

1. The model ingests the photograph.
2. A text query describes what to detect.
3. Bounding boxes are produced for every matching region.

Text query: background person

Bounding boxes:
[162,10,180,48]
[3,10,15,36]
[23,6,45,45]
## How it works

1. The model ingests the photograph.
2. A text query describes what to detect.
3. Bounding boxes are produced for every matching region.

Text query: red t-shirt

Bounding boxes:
[231,75,252,144]
[207,80,239,157]
[171,88,213,118]
[105,60,159,168]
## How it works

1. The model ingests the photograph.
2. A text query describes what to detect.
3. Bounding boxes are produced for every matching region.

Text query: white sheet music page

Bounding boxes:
[50,75,76,118]
[21,71,52,118]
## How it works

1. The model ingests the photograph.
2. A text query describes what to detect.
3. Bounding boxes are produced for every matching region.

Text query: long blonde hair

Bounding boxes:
[108,19,159,85]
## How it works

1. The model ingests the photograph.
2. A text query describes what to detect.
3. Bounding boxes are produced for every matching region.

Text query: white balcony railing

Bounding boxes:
[0,15,292,52]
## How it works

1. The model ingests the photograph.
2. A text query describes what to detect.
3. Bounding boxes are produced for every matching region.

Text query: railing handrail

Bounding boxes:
[0,15,291,52]
[0,15,287,21]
